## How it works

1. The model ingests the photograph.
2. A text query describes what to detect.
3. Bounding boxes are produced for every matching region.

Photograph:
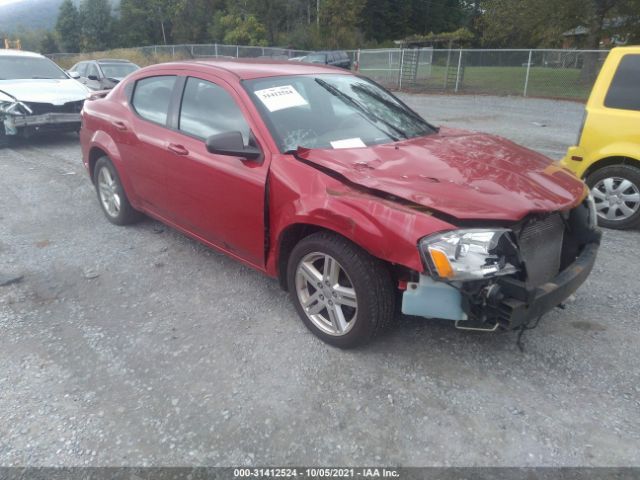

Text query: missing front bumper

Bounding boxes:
[402,239,600,330]
[487,241,600,329]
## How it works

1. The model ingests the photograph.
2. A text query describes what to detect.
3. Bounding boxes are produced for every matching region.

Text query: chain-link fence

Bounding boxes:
[351,48,608,101]
[48,45,609,101]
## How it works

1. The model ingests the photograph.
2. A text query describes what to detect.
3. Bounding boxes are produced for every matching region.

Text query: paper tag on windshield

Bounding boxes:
[330,138,366,149]
[254,85,308,112]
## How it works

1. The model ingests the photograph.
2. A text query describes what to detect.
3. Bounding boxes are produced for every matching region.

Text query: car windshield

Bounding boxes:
[100,63,139,79]
[0,56,68,80]
[243,74,435,153]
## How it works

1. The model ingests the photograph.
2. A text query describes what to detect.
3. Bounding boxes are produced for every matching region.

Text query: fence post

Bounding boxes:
[190,45,194,57]
[454,49,463,93]
[236,46,239,58]
[523,49,533,97]
[172,45,175,57]
[215,43,218,57]
[356,49,360,71]
[398,48,405,91]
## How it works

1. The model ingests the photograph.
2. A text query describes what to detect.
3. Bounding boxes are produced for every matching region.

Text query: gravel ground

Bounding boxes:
[0,94,639,467]
[397,93,585,160]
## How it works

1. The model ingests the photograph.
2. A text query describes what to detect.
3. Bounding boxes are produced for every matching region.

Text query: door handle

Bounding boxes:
[112,121,127,131]
[168,143,189,155]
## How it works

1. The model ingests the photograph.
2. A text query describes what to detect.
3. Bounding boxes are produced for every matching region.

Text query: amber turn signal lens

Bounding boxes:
[428,248,454,279]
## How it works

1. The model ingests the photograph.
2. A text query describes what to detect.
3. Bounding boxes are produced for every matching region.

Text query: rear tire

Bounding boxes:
[287,231,395,348]
[93,156,142,225]
[586,164,640,230]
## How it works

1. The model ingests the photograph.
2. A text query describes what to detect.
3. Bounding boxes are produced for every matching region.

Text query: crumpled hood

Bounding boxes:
[296,128,587,221]
[0,79,88,105]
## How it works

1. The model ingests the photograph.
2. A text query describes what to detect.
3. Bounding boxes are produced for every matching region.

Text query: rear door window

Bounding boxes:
[178,77,251,144]
[604,54,640,111]
[131,75,177,125]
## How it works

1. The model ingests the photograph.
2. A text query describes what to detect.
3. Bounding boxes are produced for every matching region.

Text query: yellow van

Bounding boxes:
[561,46,640,230]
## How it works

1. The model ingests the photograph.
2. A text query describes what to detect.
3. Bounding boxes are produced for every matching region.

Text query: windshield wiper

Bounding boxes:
[31,76,60,79]
[314,78,405,141]
[351,83,435,132]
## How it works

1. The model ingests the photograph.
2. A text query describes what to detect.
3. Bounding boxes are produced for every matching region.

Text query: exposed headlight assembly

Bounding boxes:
[420,229,519,281]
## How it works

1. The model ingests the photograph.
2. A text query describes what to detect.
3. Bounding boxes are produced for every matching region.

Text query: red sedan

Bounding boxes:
[80,59,601,347]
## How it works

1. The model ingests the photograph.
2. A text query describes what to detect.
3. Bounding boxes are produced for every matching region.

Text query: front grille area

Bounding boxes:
[518,213,565,287]
[24,100,84,115]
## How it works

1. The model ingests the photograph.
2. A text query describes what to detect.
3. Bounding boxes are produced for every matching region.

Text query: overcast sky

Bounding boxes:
[0,0,25,6]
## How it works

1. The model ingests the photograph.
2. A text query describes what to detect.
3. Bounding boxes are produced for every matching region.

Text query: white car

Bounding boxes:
[0,49,89,147]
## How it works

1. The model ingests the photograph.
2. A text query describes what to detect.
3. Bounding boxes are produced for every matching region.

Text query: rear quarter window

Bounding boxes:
[604,54,640,111]
[131,75,176,125]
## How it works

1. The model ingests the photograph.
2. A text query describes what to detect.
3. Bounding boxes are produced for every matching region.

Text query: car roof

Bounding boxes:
[97,59,136,63]
[143,58,352,80]
[0,49,44,58]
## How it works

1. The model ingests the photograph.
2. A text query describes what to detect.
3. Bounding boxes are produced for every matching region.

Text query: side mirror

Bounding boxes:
[68,70,80,79]
[205,131,262,160]
[87,74,99,81]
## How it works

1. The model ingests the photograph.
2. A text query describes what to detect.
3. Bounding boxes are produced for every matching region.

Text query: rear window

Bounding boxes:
[132,76,176,125]
[604,54,640,111]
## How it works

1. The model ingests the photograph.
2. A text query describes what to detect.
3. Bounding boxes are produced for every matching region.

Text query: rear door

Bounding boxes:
[120,74,179,215]
[162,74,270,267]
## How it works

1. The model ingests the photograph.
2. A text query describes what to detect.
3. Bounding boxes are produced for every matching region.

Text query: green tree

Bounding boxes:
[361,0,412,43]
[79,0,113,51]
[320,0,366,48]
[40,30,60,53]
[55,0,81,52]
[481,0,640,48]
[210,12,268,46]
[116,0,170,46]
[172,0,224,43]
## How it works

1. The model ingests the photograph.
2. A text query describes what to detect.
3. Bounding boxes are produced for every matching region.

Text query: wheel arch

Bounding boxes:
[276,223,342,291]
[86,131,139,208]
[88,146,108,183]
[275,222,410,292]
[584,156,640,180]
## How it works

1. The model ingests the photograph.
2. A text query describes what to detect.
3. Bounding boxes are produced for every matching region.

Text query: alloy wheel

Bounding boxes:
[295,252,358,336]
[97,166,121,218]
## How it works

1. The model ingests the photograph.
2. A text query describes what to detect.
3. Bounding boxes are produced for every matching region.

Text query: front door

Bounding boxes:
[163,75,269,267]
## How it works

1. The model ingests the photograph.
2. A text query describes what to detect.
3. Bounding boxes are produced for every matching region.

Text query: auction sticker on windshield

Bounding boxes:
[330,138,366,149]
[254,85,308,112]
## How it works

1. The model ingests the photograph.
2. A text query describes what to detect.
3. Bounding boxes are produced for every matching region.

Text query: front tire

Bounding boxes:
[287,232,395,348]
[587,164,640,230]
[93,156,142,225]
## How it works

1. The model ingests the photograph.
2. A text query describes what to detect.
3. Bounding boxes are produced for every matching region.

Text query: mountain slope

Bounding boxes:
[0,0,65,33]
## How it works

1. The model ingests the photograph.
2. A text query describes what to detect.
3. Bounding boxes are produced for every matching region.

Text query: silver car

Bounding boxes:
[68,59,140,91]
[0,49,89,147]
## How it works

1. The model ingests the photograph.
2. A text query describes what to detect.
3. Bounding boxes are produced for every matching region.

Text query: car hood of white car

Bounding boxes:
[0,78,88,105]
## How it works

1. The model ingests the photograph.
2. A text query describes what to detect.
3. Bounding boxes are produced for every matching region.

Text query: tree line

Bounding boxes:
[9,0,640,54]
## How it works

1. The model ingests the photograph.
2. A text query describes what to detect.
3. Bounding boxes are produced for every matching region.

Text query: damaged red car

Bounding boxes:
[80,60,601,348]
